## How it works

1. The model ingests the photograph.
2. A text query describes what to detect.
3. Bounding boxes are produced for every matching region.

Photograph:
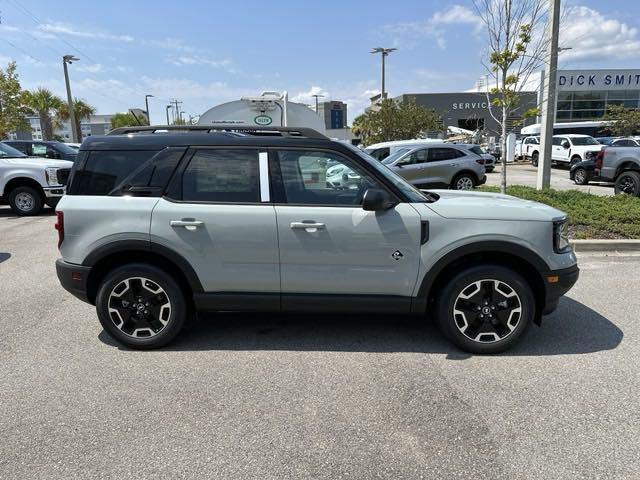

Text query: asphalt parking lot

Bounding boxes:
[485,162,614,196]
[1,206,639,479]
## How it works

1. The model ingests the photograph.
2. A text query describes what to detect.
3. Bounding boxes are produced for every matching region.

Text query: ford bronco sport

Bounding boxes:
[55,126,579,353]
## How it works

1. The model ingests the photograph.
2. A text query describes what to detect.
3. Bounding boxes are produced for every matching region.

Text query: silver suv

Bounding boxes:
[55,126,578,353]
[381,143,487,190]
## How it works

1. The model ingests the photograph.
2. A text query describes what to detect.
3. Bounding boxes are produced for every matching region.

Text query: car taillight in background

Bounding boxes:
[594,149,605,170]
[475,159,485,165]
[54,211,64,248]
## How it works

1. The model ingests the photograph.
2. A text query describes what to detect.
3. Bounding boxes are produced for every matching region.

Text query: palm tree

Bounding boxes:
[24,87,63,141]
[57,98,96,141]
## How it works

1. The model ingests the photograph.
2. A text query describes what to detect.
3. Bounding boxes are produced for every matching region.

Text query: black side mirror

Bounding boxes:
[562,141,569,149]
[362,188,397,211]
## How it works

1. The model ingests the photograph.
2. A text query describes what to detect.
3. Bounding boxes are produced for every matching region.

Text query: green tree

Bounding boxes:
[0,62,30,139]
[24,87,64,140]
[604,105,640,137]
[110,112,148,129]
[351,98,441,147]
[474,0,548,193]
[57,98,96,141]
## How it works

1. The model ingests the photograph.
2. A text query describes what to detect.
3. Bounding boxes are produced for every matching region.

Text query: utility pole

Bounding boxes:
[370,47,397,101]
[144,94,153,125]
[171,99,183,123]
[165,105,172,125]
[536,0,560,190]
[62,55,80,143]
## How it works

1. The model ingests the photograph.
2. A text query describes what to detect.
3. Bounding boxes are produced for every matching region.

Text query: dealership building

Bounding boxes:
[395,68,640,136]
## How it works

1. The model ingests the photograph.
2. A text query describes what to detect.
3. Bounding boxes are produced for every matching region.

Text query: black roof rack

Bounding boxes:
[107,124,328,140]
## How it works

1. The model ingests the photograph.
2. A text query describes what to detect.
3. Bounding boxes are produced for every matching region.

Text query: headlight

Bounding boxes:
[553,219,571,253]
[45,167,59,185]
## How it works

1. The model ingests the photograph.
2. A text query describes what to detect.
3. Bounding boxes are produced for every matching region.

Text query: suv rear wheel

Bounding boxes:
[8,186,44,216]
[451,173,476,190]
[614,171,640,196]
[435,264,534,354]
[96,263,187,349]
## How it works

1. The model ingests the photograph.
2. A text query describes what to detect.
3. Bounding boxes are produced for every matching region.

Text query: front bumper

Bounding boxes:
[43,186,66,198]
[56,258,92,304]
[541,264,580,315]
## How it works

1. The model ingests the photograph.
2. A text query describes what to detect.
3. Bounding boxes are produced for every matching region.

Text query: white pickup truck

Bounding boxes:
[0,142,73,216]
[527,134,603,167]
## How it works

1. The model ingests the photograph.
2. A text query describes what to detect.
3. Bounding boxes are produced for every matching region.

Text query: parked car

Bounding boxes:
[610,138,640,147]
[521,136,540,163]
[595,137,615,146]
[528,134,603,167]
[598,146,640,196]
[381,143,486,190]
[0,142,73,215]
[569,158,600,185]
[55,125,578,354]
[3,140,78,162]
[364,139,441,161]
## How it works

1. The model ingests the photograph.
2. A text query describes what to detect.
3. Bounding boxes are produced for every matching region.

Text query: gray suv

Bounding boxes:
[55,126,578,353]
[381,144,486,190]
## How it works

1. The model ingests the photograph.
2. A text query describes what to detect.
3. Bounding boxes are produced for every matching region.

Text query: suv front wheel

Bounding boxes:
[435,264,534,354]
[96,263,187,349]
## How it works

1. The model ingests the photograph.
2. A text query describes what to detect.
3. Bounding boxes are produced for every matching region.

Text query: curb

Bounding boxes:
[570,239,640,252]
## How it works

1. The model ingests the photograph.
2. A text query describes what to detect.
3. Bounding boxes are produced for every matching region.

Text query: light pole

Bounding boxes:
[311,94,324,114]
[536,0,560,190]
[144,94,154,125]
[63,55,80,143]
[370,47,397,101]
[165,105,172,125]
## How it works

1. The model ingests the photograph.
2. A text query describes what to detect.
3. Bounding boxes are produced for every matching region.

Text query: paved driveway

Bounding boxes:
[0,207,638,479]
[486,162,614,196]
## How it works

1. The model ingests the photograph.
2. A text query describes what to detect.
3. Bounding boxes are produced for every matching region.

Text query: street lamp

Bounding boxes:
[144,94,154,125]
[62,55,80,142]
[311,94,324,114]
[370,47,397,101]
[165,104,172,125]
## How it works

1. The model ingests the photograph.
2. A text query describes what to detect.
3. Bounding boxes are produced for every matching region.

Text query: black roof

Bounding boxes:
[80,125,336,151]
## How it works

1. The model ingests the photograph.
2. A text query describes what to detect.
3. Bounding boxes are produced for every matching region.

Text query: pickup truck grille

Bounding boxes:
[58,168,71,186]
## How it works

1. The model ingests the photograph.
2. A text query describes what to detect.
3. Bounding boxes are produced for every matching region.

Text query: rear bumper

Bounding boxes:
[542,264,580,315]
[56,258,92,304]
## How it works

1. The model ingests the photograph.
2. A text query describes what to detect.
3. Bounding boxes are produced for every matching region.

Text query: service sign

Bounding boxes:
[557,69,640,91]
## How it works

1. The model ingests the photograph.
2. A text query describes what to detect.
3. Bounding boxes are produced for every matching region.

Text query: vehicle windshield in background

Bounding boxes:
[381,148,411,165]
[571,137,600,146]
[469,145,486,155]
[0,143,27,158]
[55,142,80,155]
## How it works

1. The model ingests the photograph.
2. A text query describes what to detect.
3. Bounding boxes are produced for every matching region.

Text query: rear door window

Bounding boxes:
[69,150,160,195]
[428,148,465,161]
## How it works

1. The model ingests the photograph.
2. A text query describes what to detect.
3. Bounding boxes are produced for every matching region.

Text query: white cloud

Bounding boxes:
[385,4,482,49]
[76,63,104,73]
[144,38,197,52]
[166,56,235,72]
[37,22,134,42]
[291,86,331,104]
[560,6,640,62]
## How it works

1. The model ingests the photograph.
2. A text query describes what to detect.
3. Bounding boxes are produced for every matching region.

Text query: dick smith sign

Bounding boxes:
[557,70,640,91]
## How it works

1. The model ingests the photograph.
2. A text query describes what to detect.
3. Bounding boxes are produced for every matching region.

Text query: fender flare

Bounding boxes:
[82,239,204,293]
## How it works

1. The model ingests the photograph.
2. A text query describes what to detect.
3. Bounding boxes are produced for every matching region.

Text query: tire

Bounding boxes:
[95,263,188,349]
[8,186,44,216]
[45,198,60,209]
[435,264,534,354]
[573,168,588,185]
[531,152,539,167]
[569,155,581,167]
[614,171,640,196]
[451,173,476,190]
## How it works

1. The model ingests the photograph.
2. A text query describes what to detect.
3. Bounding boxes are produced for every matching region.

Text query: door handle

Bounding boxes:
[290,222,325,231]
[170,220,204,229]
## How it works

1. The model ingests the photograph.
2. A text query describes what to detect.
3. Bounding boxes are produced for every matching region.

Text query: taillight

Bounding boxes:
[594,150,604,170]
[54,211,64,248]
[475,159,485,165]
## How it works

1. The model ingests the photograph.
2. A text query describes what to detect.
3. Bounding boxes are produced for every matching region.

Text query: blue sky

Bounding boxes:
[1,0,639,124]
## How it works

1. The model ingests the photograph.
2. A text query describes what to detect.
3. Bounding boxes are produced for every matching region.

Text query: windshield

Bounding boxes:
[469,145,486,155]
[570,136,600,146]
[55,142,79,155]
[343,144,430,202]
[0,143,27,158]
[381,148,412,165]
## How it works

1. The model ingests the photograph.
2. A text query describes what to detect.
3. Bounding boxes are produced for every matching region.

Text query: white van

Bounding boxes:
[364,139,441,161]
